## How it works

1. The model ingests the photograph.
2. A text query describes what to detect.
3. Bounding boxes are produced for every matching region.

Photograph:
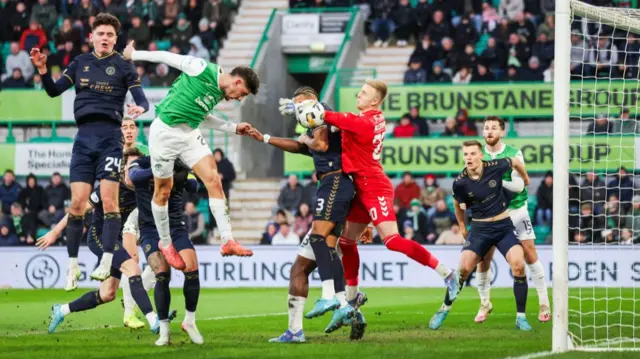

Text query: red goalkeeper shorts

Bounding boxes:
[347,173,396,226]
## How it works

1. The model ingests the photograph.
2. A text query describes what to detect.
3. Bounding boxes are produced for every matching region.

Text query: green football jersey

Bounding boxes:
[156,61,224,129]
[483,144,528,209]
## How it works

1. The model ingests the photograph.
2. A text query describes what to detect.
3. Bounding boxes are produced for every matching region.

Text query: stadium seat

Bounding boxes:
[36,227,49,239]
[534,225,550,244]
[156,40,171,51]
[445,194,454,211]
[475,33,490,55]
[197,198,211,225]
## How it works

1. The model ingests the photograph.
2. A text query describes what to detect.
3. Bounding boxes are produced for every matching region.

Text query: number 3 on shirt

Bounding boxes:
[372,133,384,161]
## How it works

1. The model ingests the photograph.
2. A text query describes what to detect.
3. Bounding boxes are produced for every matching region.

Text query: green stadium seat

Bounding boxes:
[445,194,454,211]
[475,33,490,55]
[156,40,171,51]
[197,198,210,225]
[37,227,49,239]
[534,225,550,244]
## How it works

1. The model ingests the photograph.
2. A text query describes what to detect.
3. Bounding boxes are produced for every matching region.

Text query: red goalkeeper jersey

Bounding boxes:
[324,109,386,176]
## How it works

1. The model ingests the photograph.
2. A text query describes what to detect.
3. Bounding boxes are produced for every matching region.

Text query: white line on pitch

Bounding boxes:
[504,351,555,359]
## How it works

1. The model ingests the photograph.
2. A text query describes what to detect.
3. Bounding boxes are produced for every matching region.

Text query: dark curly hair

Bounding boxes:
[230,66,260,95]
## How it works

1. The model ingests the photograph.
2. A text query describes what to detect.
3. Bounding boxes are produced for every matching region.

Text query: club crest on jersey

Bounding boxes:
[83,66,90,72]
[105,66,116,76]
[489,180,497,188]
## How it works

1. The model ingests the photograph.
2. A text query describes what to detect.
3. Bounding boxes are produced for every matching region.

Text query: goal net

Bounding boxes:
[554,0,640,352]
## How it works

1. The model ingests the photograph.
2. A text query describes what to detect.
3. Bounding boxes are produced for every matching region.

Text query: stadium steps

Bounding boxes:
[354,46,414,85]
[228,178,282,242]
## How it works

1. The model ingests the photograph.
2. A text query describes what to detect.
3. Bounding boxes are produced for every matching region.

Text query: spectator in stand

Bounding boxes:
[32,73,43,89]
[293,202,312,238]
[10,2,30,42]
[532,32,554,66]
[580,172,607,215]
[630,196,640,241]
[472,63,495,82]
[20,20,47,51]
[435,223,465,245]
[128,15,151,52]
[370,0,396,48]
[213,148,236,202]
[260,222,278,245]
[455,109,478,136]
[18,173,46,244]
[31,0,58,34]
[274,209,289,228]
[136,65,151,87]
[203,0,231,41]
[537,14,555,41]
[184,201,205,244]
[481,37,507,76]
[41,172,69,228]
[394,203,408,237]
[460,44,478,69]
[403,220,417,242]
[603,194,627,242]
[505,64,521,82]
[420,174,446,215]
[481,2,500,32]
[185,0,203,27]
[196,18,217,59]
[426,199,456,244]
[520,56,544,81]
[392,0,414,47]
[454,14,479,49]
[271,222,300,245]
[414,0,431,39]
[171,13,193,54]
[427,10,452,46]
[509,12,536,46]
[411,35,441,73]
[620,227,634,245]
[54,18,82,51]
[429,61,451,82]
[395,172,421,209]
[621,33,640,80]
[491,18,511,45]
[0,170,21,216]
[149,63,177,86]
[541,0,555,16]
[607,166,634,213]
[452,65,473,84]
[159,0,181,38]
[302,171,318,207]
[188,36,210,60]
[10,202,28,244]
[100,0,124,21]
[507,32,531,67]
[404,57,427,84]
[56,41,81,71]
[73,0,98,25]
[3,68,28,88]
[440,37,459,73]
[4,42,33,82]
[408,107,429,137]
[499,0,524,21]
[441,117,464,137]
[570,30,586,78]
[405,199,428,243]
[536,171,553,226]
[588,37,619,78]
[614,108,637,134]
[0,219,19,246]
[393,115,418,137]
[290,0,313,8]
[278,174,304,214]
[587,113,613,135]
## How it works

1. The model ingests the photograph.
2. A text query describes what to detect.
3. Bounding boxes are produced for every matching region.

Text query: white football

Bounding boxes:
[295,100,325,129]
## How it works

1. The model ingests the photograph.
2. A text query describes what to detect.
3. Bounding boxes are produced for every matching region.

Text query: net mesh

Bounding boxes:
[568,0,640,350]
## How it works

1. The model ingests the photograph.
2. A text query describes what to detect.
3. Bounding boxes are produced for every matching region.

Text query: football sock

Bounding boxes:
[154,272,171,320]
[66,214,84,258]
[183,270,200,313]
[121,274,135,317]
[68,290,103,313]
[528,260,550,307]
[309,234,334,299]
[151,201,172,247]
[142,265,156,291]
[330,246,346,295]
[129,275,154,315]
[288,295,305,333]
[184,310,196,325]
[514,275,528,315]
[339,237,359,287]
[209,198,232,243]
[101,212,121,253]
[476,269,491,304]
[383,234,440,269]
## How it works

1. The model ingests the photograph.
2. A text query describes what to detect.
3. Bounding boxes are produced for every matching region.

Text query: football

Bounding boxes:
[295,100,325,129]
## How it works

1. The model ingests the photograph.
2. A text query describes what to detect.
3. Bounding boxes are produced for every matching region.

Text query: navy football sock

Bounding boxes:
[514,275,528,314]
[154,272,171,320]
[69,290,103,313]
[66,214,84,258]
[329,247,345,293]
[183,271,200,312]
[129,275,154,315]
[309,234,333,282]
[101,212,121,254]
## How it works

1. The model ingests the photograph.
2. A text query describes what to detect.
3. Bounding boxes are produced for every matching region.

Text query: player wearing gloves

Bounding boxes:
[123,41,259,269]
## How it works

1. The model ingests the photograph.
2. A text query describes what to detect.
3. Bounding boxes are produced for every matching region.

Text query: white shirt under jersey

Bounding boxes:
[484,142,525,193]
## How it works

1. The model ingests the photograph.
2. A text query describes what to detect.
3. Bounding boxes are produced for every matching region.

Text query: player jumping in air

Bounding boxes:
[247,87,366,342]
[475,116,550,323]
[429,140,533,331]
[320,80,456,304]
[31,13,150,286]
[127,150,203,346]
[44,150,163,335]
[122,41,258,269]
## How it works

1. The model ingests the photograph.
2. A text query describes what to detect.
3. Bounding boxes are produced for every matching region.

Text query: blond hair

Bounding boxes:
[365,79,388,103]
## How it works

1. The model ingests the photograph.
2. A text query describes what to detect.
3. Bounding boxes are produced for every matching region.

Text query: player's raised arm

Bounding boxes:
[124,60,149,118]
[246,127,310,154]
[324,111,370,133]
[200,113,252,134]
[509,157,530,186]
[124,41,206,77]
[36,200,92,250]
[503,150,525,193]
[31,48,74,97]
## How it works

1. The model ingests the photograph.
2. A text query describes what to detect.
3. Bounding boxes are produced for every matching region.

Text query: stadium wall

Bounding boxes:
[6,246,639,289]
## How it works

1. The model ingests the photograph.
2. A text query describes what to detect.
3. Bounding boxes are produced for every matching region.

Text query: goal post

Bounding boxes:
[553,0,640,353]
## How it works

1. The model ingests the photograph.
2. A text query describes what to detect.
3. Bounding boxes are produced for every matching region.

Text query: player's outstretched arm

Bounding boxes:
[124,41,206,77]
[510,157,530,186]
[36,201,92,250]
[247,127,310,154]
[31,48,73,97]
[201,113,250,134]
[298,126,329,152]
[324,111,371,133]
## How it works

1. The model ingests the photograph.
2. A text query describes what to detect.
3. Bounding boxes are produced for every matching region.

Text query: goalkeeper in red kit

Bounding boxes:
[322,80,459,303]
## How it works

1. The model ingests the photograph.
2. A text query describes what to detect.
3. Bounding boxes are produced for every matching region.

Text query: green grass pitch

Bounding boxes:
[0,287,638,359]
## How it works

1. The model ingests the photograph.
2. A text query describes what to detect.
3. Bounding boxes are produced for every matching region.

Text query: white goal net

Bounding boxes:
[554,0,640,352]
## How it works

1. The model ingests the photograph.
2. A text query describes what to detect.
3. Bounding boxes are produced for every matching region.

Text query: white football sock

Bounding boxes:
[142,265,156,292]
[61,304,71,316]
[476,269,491,304]
[151,201,172,247]
[528,260,550,307]
[99,252,113,268]
[440,303,451,311]
[184,310,196,325]
[436,263,451,279]
[121,274,135,317]
[346,285,358,302]
[209,198,232,243]
[321,280,335,300]
[517,312,526,318]
[160,320,170,338]
[288,295,305,333]
[336,291,348,308]
[145,312,157,326]
[68,258,78,267]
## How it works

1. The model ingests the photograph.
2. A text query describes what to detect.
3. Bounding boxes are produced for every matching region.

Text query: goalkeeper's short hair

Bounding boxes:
[293,86,319,100]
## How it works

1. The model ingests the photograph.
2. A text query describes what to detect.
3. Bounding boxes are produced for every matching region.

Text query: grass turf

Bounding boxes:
[0,287,637,359]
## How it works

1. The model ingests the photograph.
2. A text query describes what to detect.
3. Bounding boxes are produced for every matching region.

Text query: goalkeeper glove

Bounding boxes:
[278,98,295,116]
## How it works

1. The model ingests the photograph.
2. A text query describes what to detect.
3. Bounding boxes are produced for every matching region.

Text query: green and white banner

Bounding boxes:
[285,136,640,174]
[339,81,640,119]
